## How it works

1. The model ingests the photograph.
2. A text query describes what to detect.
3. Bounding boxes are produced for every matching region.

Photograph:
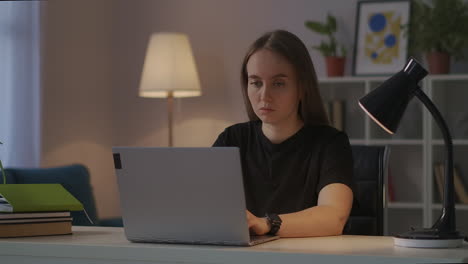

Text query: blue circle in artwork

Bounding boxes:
[369,13,386,32]
[385,34,397,47]
[371,52,378,59]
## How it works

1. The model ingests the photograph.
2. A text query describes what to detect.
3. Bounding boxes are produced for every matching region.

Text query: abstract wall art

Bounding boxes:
[353,0,410,75]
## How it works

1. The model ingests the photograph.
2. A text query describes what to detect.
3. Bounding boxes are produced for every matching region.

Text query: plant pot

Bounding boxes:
[426,52,450,74]
[326,56,345,77]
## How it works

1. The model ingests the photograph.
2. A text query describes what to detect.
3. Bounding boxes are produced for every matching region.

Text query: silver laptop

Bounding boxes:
[112,147,279,246]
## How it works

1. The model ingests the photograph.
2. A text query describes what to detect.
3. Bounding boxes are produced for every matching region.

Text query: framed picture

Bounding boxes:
[352,0,411,76]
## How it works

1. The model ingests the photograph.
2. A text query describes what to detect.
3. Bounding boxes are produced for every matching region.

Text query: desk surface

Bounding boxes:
[0,226,467,264]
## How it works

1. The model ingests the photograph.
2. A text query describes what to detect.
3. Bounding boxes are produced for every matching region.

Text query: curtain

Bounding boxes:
[0,1,42,167]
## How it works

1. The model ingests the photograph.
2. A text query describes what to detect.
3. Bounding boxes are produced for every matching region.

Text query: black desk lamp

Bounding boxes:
[358,57,464,248]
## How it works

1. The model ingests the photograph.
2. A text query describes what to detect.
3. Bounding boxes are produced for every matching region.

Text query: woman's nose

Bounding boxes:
[260,85,272,101]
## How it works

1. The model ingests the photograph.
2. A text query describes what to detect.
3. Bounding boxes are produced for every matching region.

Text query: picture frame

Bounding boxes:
[352,0,411,76]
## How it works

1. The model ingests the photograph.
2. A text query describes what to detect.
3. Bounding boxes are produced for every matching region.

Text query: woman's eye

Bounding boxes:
[249,81,262,88]
[273,81,285,87]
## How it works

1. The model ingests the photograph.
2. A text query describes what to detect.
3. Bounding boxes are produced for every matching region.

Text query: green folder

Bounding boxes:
[0,184,83,213]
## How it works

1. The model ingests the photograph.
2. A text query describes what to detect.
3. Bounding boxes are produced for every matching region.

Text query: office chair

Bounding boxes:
[344,145,389,236]
[4,164,123,227]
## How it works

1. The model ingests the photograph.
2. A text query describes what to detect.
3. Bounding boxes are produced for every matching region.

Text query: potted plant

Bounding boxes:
[305,13,347,77]
[408,0,468,74]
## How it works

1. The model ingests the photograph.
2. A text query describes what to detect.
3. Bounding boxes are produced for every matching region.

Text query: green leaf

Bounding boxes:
[340,45,347,57]
[305,21,330,35]
[313,41,335,57]
[0,160,5,184]
[327,14,337,33]
[329,40,337,57]
[0,141,4,184]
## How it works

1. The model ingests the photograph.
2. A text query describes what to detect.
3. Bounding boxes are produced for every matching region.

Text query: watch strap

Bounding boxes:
[266,213,282,235]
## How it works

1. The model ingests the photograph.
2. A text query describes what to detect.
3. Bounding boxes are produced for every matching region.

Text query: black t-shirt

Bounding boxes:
[213,120,353,217]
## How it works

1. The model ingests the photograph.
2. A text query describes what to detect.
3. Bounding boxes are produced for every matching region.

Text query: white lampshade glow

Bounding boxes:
[139,33,201,98]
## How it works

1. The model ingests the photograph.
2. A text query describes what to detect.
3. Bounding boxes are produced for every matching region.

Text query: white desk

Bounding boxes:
[0,226,467,264]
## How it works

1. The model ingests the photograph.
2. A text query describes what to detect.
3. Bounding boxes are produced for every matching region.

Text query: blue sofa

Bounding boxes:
[3,164,123,227]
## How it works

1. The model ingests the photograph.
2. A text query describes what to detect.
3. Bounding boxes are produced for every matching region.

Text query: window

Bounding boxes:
[0,1,42,167]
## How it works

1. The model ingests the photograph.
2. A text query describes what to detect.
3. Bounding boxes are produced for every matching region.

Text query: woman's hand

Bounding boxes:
[246,210,270,235]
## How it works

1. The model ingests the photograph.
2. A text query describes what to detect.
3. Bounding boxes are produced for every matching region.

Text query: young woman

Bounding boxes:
[213,30,353,238]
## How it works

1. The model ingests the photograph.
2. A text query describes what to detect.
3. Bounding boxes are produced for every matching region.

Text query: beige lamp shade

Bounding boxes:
[139,32,201,98]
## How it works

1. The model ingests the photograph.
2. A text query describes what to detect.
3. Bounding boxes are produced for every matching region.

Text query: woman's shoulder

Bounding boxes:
[223,120,259,134]
[213,120,259,146]
[299,124,352,159]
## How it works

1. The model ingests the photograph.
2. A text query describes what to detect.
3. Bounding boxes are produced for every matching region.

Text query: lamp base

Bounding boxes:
[393,228,464,248]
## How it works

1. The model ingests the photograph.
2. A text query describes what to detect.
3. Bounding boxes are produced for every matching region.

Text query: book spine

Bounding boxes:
[434,163,444,203]
[387,167,395,202]
[435,163,468,204]
[329,100,345,131]
[0,221,72,238]
[453,166,468,204]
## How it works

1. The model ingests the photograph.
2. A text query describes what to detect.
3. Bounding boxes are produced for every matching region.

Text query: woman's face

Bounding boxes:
[246,49,300,126]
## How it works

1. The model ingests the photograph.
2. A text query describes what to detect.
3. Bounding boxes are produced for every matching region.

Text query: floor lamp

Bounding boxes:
[138,33,201,147]
[359,57,464,248]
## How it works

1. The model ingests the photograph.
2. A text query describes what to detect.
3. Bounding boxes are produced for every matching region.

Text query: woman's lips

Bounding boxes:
[259,107,274,114]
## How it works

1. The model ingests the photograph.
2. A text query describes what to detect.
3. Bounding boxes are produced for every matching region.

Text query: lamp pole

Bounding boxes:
[167,91,174,147]
[413,89,455,232]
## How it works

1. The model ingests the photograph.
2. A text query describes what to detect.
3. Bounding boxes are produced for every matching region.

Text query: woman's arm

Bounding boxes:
[248,183,353,237]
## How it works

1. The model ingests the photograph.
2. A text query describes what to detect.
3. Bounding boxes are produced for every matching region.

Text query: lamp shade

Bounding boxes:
[358,58,428,134]
[139,33,201,98]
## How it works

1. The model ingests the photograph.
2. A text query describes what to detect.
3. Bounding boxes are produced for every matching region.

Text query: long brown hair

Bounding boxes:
[240,30,329,126]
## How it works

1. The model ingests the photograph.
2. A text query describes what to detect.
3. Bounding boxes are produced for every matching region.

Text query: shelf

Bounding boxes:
[367,139,423,145]
[349,139,367,145]
[431,140,468,145]
[431,203,468,211]
[319,76,388,83]
[387,202,423,209]
[349,139,423,145]
[318,74,468,235]
[427,74,468,81]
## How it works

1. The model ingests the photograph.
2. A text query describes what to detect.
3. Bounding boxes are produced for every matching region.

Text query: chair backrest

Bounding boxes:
[4,164,98,226]
[344,145,389,236]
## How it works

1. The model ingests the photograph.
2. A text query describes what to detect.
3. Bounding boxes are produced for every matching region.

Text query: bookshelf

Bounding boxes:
[319,75,468,236]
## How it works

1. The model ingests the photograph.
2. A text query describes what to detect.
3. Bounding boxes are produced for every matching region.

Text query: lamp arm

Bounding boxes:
[413,88,456,233]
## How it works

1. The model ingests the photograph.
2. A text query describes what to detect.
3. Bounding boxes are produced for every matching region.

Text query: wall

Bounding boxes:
[41,0,118,218]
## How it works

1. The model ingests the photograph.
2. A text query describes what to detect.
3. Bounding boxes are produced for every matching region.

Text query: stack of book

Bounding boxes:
[0,184,83,238]
[0,211,72,238]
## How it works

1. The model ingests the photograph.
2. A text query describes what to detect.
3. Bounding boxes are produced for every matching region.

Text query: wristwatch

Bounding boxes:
[265,213,282,235]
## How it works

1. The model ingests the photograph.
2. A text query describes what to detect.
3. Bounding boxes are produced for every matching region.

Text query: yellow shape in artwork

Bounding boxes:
[364,11,401,64]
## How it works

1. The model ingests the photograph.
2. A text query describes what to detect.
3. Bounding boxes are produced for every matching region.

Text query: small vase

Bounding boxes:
[426,52,450,74]
[326,56,345,77]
